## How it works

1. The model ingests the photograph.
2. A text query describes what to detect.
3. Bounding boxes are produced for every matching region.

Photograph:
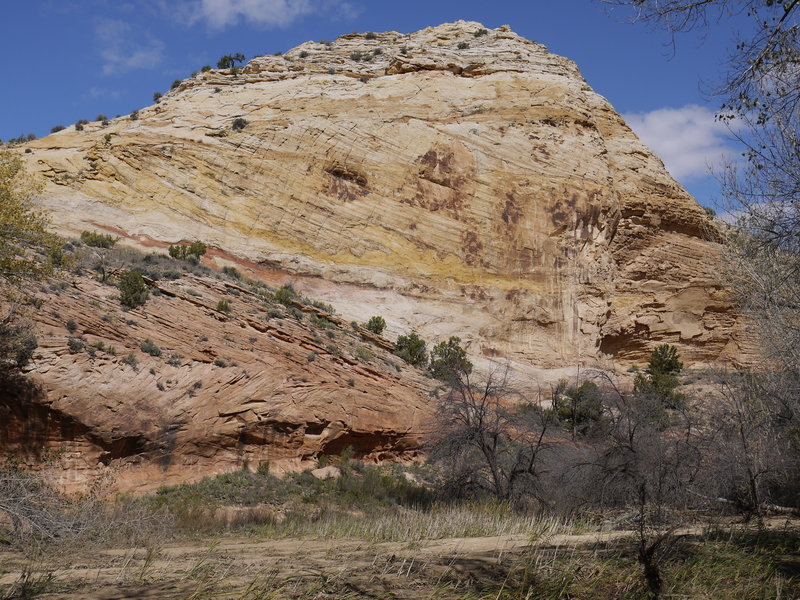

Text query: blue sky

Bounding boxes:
[1,0,753,209]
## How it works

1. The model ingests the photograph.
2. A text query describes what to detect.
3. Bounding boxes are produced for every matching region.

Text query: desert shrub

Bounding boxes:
[129,110,139,121]
[168,241,207,260]
[273,283,297,306]
[200,65,211,72]
[231,117,248,131]
[216,298,231,313]
[222,265,241,279]
[213,358,227,368]
[365,31,376,40]
[364,315,386,335]
[354,346,374,362]
[299,50,309,58]
[118,270,149,309]
[307,351,316,362]
[50,125,65,133]
[65,319,77,333]
[139,339,161,357]
[67,337,84,352]
[171,79,181,90]
[457,42,469,50]
[0,317,37,373]
[349,51,364,61]
[121,352,138,368]
[95,114,107,122]
[74,123,84,131]
[80,230,118,248]
[152,92,162,103]
[428,336,472,382]
[474,28,488,37]
[394,331,427,367]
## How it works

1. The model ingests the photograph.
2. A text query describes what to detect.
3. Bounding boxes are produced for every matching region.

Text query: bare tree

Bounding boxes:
[426,365,557,505]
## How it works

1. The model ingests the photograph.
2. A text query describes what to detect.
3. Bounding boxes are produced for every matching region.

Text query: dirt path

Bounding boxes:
[0,529,638,600]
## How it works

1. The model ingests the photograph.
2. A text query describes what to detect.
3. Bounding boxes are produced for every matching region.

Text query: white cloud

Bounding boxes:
[95,18,164,75]
[177,0,357,29]
[623,104,738,182]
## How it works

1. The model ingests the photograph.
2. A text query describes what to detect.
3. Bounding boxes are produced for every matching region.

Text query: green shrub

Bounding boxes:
[365,31,376,40]
[553,381,604,433]
[222,266,241,279]
[129,110,139,121]
[428,336,472,382]
[50,125,65,133]
[474,28,488,37]
[274,284,297,306]
[171,79,182,90]
[231,117,248,131]
[118,270,149,309]
[213,358,227,367]
[200,65,211,72]
[364,316,386,335]
[80,230,118,248]
[65,319,77,333]
[95,114,107,122]
[216,298,231,313]
[635,344,685,407]
[354,346,374,362]
[299,50,309,58]
[168,241,207,260]
[121,352,138,368]
[394,331,427,367]
[457,42,469,50]
[140,339,161,357]
[67,337,84,352]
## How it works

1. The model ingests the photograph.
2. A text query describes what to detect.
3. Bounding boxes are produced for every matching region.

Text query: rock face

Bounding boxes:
[1,271,431,492]
[25,22,753,372]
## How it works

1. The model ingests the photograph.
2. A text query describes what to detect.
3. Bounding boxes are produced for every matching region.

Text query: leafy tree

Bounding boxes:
[168,241,206,261]
[216,53,246,70]
[552,380,604,437]
[118,270,148,309]
[428,336,472,382]
[394,331,427,367]
[0,151,62,285]
[364,315,386,335]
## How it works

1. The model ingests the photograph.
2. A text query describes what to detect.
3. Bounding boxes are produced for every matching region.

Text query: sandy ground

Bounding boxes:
[0,530,635,600]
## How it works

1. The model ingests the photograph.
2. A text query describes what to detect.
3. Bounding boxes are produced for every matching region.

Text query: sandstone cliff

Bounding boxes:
[22,23,753,376]
[2,264,432,492]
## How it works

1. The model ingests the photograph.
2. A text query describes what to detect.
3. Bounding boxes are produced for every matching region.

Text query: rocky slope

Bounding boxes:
[1,260,432,492]
[21,21,756,373]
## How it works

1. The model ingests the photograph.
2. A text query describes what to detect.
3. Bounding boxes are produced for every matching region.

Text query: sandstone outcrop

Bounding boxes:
[1,270,431,492]
[22,20,756,373]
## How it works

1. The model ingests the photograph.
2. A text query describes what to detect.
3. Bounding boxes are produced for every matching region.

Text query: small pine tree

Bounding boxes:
[428,336,472,382]
[364,316,386,335]
[118,270,149,309]
[394,332,427,367]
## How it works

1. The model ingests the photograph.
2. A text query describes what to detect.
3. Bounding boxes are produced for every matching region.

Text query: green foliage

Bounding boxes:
[139,339,161,357]
[170,79,181,90]
[221,265,241,279]
[95,114,107,122]
[67,337,84,352]
[167,241,207,260]
[364,315,386,335]
[65,319,77,333]
[394,331,427,367]
[553,380,604,433]
[457,42,469,49]
[0,320,37,371]
[365,31,376,39]
[231,117,248,131]
[152,92,162,103]
[216,298,230,313]
[200,65,211,72]
[80,230,117,248]
[428,336,472,382]
[0,150,63,286]
[273,283,297,306]
[118,270,149,309]
[635,344,685,408]
[50,125,65,133]
[216,53,245,70]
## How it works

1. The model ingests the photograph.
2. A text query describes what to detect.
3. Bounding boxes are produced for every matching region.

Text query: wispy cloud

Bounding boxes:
[623,104,738,182]
[95,17,164,75]
[86,87,122,100]
[173,0,358,29]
